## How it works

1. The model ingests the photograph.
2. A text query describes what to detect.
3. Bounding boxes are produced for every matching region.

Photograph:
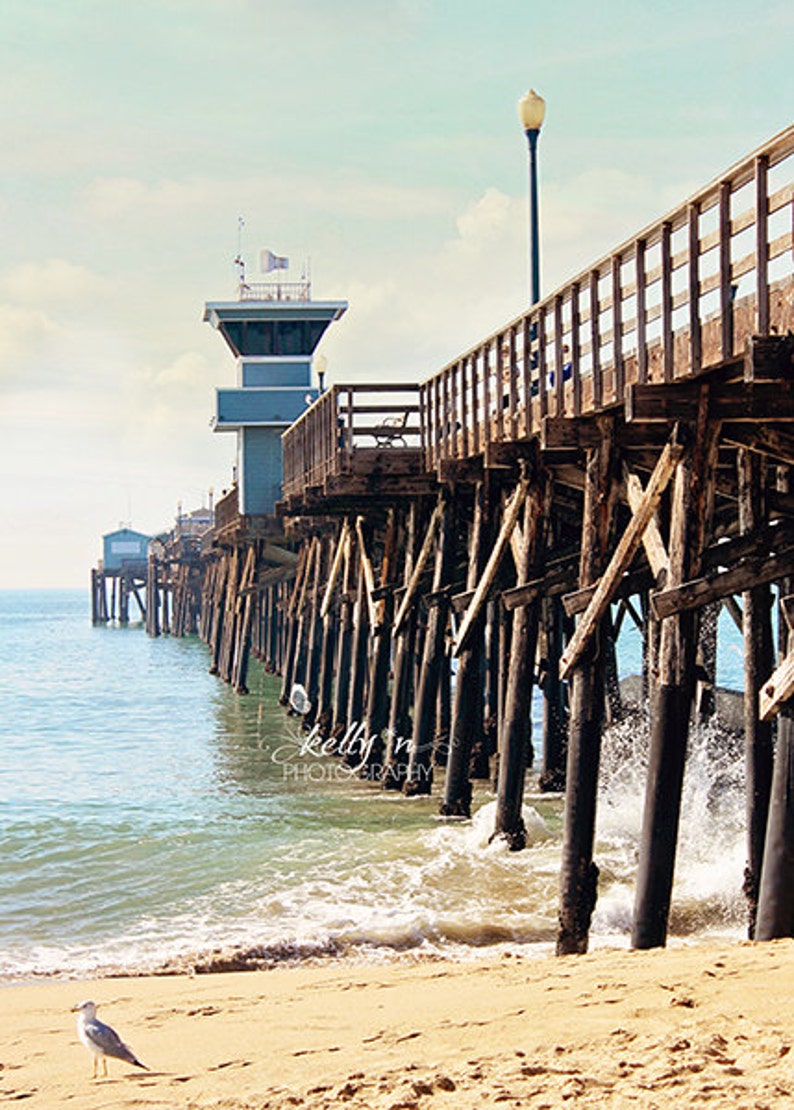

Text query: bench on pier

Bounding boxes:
[373,411,409,447]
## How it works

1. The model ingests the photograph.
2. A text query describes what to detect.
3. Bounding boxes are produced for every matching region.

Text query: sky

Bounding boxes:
[0,0,791,588]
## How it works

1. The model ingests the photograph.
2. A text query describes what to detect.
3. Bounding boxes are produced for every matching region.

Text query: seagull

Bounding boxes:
[73,1000,148,1078]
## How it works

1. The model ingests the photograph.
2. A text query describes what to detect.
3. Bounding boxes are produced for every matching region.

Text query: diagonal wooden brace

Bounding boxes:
[320,517,351,618]
[559,429,685,680]
[355,516,378,629]
[759,647,794,721]
[392,498,444,635]
[452,478,529,658]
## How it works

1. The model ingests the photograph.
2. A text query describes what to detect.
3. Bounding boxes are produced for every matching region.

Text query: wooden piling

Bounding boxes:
[279,541,311,705]
[405,489,457,796]
[737,448,775,935]
[538,596,567,791]
[383,502,421,789]
[303,534,327,721]
[441,481,489,816]
[363,510,399,778]
[632,401,720,950]
[331,528,355,741]
[755,464,794,940]
[557,417,618,955]
[492,456,548,848]
[345,555,370,762]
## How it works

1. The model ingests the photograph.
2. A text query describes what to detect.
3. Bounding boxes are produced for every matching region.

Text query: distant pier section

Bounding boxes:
[90,527,151,624]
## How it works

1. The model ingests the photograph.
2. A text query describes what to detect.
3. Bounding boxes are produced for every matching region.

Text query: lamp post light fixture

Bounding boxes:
[518,88,546,306]
[315,353,328,395]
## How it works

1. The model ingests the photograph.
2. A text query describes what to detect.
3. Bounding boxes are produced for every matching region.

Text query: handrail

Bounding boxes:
[238,280,311,302]
[214,486,240,530]
[282,383,422,499]
[423,123,794,470]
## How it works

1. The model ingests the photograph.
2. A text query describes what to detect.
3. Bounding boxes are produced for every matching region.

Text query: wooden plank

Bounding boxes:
[562,565,655,616]
[627,380,794,423]
[453,478,529,657]
[559,431,684,680]
[723,423,794,467]
[652,546,794,620]
[500,552,581,611]
[759,647,794,721]
[541,416,601,451]
[260,543,299,568]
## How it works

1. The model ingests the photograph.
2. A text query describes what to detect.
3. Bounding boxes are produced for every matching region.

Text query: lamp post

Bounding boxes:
[518,88,546,306]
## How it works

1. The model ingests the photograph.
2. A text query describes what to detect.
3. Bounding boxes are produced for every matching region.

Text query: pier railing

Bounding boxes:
[423,123,794,471]
[238,280,311,302]
[282,383,422,500]
[214,485,240,531]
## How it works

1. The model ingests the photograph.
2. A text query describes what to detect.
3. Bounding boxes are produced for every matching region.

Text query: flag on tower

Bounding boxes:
[260,249,289,273]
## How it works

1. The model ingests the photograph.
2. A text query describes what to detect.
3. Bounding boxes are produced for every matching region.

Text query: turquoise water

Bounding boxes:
[0,589,747,980]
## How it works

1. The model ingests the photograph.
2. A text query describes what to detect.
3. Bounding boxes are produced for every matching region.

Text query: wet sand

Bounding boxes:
[2,938,793,1109]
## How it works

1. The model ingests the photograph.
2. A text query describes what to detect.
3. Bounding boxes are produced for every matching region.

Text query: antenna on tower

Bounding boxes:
[234,216,247,289]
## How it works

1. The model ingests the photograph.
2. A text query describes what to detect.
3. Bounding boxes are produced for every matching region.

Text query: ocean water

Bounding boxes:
[0,589,748,981]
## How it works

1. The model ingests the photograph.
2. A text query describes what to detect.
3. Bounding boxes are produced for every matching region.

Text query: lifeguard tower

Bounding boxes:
[204,252,347,516]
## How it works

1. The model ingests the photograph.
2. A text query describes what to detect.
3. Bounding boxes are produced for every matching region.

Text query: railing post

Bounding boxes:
[718,181,734,360]
[688,203,702,375]
[635,239,648,384]
[661,221,673,382]
[611,254,624,402]
[590,269,602,409]
[755,154,770,335]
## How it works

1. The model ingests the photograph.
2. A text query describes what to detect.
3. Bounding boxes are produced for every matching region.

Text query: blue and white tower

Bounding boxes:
[205,254,347,515]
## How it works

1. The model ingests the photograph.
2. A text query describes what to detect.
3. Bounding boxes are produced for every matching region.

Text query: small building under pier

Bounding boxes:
[91,526,151,624]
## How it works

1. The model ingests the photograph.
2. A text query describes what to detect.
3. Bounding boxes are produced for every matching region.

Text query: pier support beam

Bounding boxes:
[493,457,548,847]
[441,481,490,816]
[364,510,399,778]
[332,531,355,740]
[557,418,618,954]
[539,596,568,792]
[738,449,775,935]
[755,705,794,939]
[632,404,720,950]
[405,489,457,796]
[345,556,370,758]
[303,535,327,722]
[756,465,794,941]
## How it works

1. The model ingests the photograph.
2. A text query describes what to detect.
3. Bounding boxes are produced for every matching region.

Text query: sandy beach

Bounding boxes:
[2,939,793,1109]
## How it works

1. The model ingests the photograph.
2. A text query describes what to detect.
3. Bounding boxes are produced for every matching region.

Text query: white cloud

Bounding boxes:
[0,258,107,305]
[0,303,62,377]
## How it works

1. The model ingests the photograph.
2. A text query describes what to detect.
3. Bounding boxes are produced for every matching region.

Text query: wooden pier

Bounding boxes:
[157,126,794,952]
